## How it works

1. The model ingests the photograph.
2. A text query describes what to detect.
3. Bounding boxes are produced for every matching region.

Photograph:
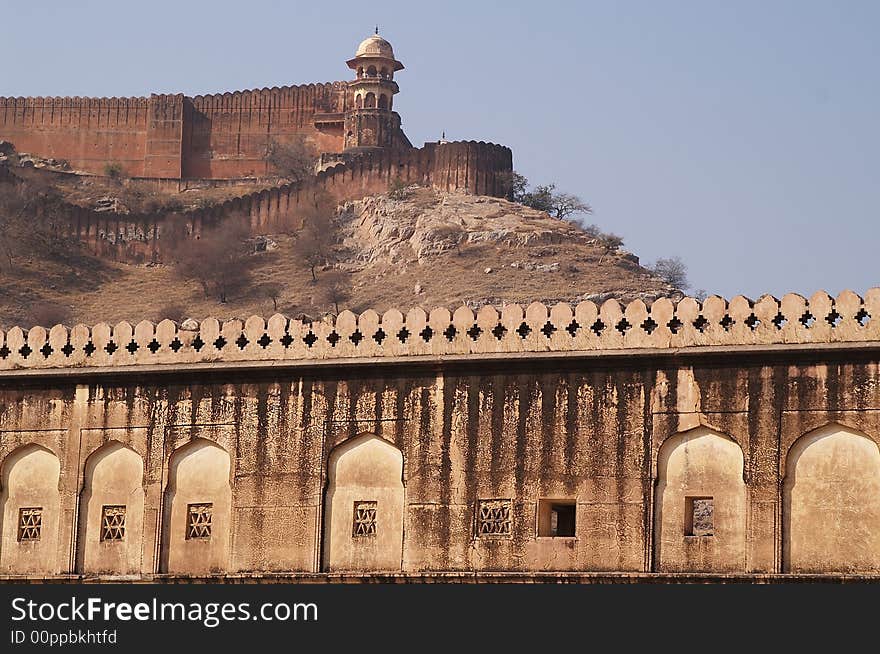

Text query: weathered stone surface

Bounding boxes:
[1,288,879,581]
[1,290,875,371]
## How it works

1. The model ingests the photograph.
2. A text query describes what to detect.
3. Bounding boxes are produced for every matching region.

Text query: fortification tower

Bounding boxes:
[344,31,407,151]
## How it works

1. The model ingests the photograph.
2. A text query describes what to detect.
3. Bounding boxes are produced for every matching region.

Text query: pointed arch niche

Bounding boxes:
[654,426,746,572]
[784,423,880,573]
[160,439,232,575]
[0,444,61,575]
[76,441,145,575]
[323,434,404,572]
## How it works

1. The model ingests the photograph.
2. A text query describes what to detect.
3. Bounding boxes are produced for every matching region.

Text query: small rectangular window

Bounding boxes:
[537,500,576,537]
[101,505,126,542]
[187,503,213,540]
[477,499,512,537]
[18,507,42,542]
[685,497,714,537]
[353,501,377,537]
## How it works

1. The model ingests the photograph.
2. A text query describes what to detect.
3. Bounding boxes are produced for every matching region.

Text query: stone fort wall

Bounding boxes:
[0,85,351,179]
[1,290,880,580]
[57,140,513,262]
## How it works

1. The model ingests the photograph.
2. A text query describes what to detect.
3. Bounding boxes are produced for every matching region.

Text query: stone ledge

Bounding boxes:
[2,340,880,380]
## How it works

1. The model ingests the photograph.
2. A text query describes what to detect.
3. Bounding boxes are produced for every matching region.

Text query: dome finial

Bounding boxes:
[375,25,379,35]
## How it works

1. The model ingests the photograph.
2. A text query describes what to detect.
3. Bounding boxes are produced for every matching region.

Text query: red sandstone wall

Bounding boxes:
[145,95,185,178]
[192,141,513,234]
[183,83,349,179]
[0,82,351,180]
[0,96,150,176]
[64,141,513,263]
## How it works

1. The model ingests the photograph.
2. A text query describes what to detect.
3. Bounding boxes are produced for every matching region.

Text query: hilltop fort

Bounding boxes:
[0,33,512,262]
[1,34,879,584]
[0,32,505,183]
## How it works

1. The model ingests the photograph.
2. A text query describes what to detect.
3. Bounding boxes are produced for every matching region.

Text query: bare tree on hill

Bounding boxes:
[499,172,592,221]
[170,214,253,303]
[0,173,76,275]
[265,136,318,183]
[293,192,338,283]
[521,183,592,221]
[319,270,352,314]
[549,191,592,221]
[650,256,690,290]
[258,282,284,312]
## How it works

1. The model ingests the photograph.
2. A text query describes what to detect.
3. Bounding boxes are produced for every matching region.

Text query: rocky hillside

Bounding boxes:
[0,186,678,328]
[336,188,677,309]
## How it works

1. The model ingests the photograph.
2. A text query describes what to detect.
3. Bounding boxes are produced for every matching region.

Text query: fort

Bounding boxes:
[1,289,880,581]
[1,33,416,179]
[2,34,879,584]
[0,33,513,262]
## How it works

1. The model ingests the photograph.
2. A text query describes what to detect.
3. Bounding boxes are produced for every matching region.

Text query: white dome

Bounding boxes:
[355,34,395,59]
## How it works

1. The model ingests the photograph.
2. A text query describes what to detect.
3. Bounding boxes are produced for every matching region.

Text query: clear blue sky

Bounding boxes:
[3,1,878,299]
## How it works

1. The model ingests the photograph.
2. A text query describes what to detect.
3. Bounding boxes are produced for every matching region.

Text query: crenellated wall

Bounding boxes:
[183,83,350,179]
[1,290,880,581]
[0,83,351,180]
[0,96,151,176]
[54,140,513,263]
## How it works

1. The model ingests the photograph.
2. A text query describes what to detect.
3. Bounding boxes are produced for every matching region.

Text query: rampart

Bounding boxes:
[0,84,351,179]
[54,140,513,262]
[1,290,880,581]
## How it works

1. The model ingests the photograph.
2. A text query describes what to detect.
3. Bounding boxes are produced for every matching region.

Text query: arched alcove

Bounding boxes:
[76,441,145,575]
[355,93,363,109]
[378,94,389,109]
[364,92,376,109]
[323,434,404,572]
[654,426,746,572]
[160,439,232,575]
[784,423,880,573]
[0,444,61,575]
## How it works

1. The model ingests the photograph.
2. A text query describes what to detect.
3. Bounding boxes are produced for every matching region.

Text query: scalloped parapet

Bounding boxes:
[1,290,878,372]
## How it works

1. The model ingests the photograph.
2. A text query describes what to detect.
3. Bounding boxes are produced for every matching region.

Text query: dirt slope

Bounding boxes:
[0,187,678,328]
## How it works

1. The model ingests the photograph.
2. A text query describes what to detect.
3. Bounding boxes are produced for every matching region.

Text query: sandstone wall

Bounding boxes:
[183,83,349,179]
[0,96,152,176]
[0,291,879,579]
[2,345,880,578]
[57,140,513,263]
[0,84,350,180]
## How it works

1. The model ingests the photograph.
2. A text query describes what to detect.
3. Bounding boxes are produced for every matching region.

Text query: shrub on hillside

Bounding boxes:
[170,214,253,303]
